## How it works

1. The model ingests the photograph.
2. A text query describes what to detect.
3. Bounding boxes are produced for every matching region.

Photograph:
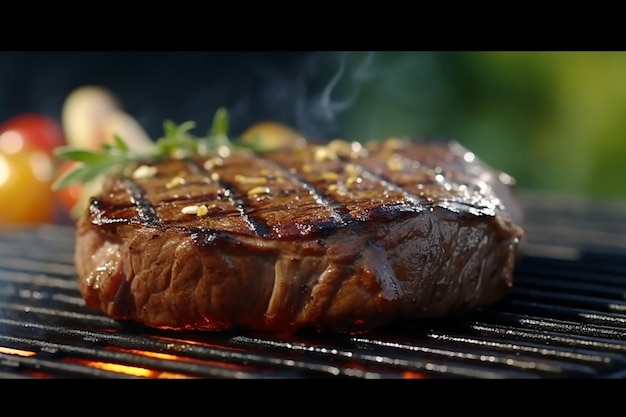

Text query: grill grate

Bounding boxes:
[1,191,626,379]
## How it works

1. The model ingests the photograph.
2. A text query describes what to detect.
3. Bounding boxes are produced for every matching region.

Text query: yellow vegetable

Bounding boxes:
[240,121,302,149]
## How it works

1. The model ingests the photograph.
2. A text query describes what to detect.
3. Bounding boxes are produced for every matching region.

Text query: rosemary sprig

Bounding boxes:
[52,107,267,191]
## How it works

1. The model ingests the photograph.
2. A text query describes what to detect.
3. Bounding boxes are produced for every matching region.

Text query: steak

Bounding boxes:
[74,137,525,333]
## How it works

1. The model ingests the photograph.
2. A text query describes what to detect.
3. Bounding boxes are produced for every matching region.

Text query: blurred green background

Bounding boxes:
[336,51,626,200]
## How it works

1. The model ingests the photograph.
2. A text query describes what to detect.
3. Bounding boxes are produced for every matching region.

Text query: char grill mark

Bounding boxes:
[359,140,501,218]
[89,176,162,227]
[280,167,353,226]
[344,164,431,217]
[206,151,353,239]
[262,143,430,222]
[262,149,429,222]
[118,157,273,239]
[250,154,354,227]
[121,178,161,226]
[189,160,272,239]
[351,155,445,218]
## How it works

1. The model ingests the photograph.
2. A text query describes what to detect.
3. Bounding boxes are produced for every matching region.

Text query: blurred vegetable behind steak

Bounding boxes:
[0,114,63,223]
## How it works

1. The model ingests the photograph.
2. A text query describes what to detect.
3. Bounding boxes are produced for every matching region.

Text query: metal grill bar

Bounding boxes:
[1,192,626,378]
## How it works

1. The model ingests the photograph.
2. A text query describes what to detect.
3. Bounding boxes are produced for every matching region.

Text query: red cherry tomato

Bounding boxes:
[0,113,65,155]
[0,139,56,224]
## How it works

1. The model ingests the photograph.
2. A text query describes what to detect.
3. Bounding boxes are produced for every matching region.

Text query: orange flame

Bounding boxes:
[0,347,36,357]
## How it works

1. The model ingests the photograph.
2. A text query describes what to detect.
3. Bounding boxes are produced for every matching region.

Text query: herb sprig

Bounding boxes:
[52,107,271,191]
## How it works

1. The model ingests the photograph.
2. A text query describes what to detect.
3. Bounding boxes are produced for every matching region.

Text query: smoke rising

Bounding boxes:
[295,51,377,140]
[231,51,378,141]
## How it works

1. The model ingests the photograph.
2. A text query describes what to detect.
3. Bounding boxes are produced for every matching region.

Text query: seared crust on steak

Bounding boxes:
[74,138,524,333]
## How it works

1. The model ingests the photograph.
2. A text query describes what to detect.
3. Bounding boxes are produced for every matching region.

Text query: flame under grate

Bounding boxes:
[1,191,626,379]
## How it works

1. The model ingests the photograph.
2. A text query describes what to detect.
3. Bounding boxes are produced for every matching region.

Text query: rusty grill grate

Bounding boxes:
[1,191,626,379]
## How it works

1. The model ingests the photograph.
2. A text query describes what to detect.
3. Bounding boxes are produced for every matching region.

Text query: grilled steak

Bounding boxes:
[74,137,524,333]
